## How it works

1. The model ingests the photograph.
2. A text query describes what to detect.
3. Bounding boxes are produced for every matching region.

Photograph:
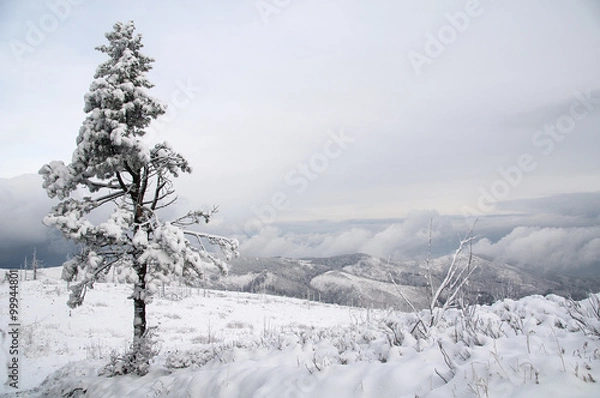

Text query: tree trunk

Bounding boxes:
[133,294,146,340]
[132,261,150,375]
[133,264,147,341]
[132,187,147,341]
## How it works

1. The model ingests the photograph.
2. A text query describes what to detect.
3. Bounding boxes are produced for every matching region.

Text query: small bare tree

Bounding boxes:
[21,256,27,281]
[31,248,40,281]
[427,224,478,326]
[391,220,478,335]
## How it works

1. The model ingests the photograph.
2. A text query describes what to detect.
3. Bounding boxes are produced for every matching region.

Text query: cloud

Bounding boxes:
[497,192,600,221]
[3,172,599,279]
[238,210,461,260]
[238,226,373,259]
[238,200,600,277]
[474,226,600,275]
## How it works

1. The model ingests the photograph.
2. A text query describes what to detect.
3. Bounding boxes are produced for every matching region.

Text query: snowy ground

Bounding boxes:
[1,268,600,397]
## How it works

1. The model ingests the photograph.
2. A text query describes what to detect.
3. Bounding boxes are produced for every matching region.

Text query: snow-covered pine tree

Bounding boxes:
[39,21,238,370]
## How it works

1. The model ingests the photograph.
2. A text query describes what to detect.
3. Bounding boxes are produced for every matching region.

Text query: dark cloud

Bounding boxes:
[0,174,74,268]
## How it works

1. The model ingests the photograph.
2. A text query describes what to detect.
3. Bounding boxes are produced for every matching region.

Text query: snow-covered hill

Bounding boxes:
[208,253,600,309]
[1,268,600,397]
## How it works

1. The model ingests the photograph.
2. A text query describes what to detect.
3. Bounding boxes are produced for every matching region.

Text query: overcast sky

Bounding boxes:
[1,0,599,274]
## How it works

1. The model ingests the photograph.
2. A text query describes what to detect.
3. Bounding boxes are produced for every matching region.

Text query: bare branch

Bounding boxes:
[389,272,428,334]
[426,217,434,303]
[152,195,178,211]
[116,171,130,193]
[138,165,149,209]
[425,220,478,326]
[92,190,128,207]
[150,177,167,211]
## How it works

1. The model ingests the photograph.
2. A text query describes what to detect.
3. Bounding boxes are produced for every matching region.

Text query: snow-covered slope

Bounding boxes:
[1,268,600,397]
[209,253,600,309]
[310,270,423,311]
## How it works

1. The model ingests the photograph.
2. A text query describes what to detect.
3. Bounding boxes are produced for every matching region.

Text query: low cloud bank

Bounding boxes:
[474,226,600,275]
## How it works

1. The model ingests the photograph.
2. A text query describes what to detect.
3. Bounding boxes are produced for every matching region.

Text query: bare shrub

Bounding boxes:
[392,221,479,338]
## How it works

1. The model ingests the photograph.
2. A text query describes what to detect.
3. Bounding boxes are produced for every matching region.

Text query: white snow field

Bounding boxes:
[1,267,600,397]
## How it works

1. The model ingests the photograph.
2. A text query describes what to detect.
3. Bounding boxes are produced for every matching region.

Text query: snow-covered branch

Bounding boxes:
[173,208,219,226]
[182,230,239,261]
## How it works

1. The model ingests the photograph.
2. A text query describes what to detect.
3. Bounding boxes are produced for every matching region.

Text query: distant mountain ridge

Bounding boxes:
[202,253,600,310]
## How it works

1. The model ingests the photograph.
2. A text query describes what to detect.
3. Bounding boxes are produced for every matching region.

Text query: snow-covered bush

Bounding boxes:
[566,293,600,336]
[159,292,600,393]
[100,327,161,377]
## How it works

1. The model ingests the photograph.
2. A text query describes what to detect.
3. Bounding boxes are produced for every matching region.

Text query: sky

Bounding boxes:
[0,0,599,275]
